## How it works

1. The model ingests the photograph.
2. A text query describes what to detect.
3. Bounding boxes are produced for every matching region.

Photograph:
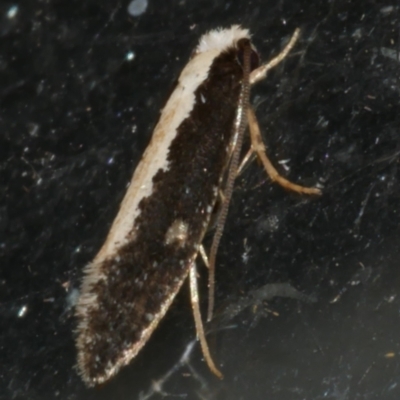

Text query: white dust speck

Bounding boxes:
[380,5,394,15]
[127,0,148,17]
[18,305,27,317]
[145,313,154,321]
[277,158,291,172]
[27,123,39,137]
[66,288,80,309]
[125,51,135,61]
[7,5,18,19]
[380,47,400,62]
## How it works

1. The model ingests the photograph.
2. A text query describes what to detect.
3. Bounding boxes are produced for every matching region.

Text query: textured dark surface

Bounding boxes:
[1,1,400,399]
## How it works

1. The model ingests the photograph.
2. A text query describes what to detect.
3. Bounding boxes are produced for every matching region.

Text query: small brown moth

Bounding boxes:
[75,25,320,386]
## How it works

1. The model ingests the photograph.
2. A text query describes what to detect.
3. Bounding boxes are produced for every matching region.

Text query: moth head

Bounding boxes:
[194,25,251,56]
[194,25,260,72]
[236,37,260,72]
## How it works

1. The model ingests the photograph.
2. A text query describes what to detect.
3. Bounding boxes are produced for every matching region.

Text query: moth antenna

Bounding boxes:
[207,40,252,322]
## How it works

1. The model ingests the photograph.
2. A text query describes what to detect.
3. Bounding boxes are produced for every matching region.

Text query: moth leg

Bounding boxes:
[199,245,210,269]
[247,107,321,195]
[189,263,223,379]
[237,147,256,176]
[250,28,300,85]
[241,28,301,175]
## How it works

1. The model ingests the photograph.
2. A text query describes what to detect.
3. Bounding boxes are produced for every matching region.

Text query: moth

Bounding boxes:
[75,25,320,387]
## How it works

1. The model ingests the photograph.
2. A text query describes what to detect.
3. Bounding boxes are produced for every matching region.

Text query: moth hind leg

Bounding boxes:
[247,106,321,195]
[189,263,223,379]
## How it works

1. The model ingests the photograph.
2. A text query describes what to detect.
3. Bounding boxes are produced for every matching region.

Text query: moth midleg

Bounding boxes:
[247,107,321,195]
[189,263,223,379]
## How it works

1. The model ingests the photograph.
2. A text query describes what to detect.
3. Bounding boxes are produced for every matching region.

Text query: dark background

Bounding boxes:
[1,0,400,399]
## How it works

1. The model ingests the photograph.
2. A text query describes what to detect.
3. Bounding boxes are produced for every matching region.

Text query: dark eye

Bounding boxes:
[237,38,260,71]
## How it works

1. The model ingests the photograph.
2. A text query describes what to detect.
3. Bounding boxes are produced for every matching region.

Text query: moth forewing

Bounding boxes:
[76,25,255,386]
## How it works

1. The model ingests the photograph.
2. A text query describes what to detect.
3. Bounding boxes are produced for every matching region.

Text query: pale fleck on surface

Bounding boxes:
[7,5,18,19]
[165,220,189,247]
[17,305,27,318]
[127,0,148,17]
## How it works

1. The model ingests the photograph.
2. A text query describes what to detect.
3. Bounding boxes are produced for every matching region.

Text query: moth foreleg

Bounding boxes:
[250,28,301,85]
[247,107,321,195]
